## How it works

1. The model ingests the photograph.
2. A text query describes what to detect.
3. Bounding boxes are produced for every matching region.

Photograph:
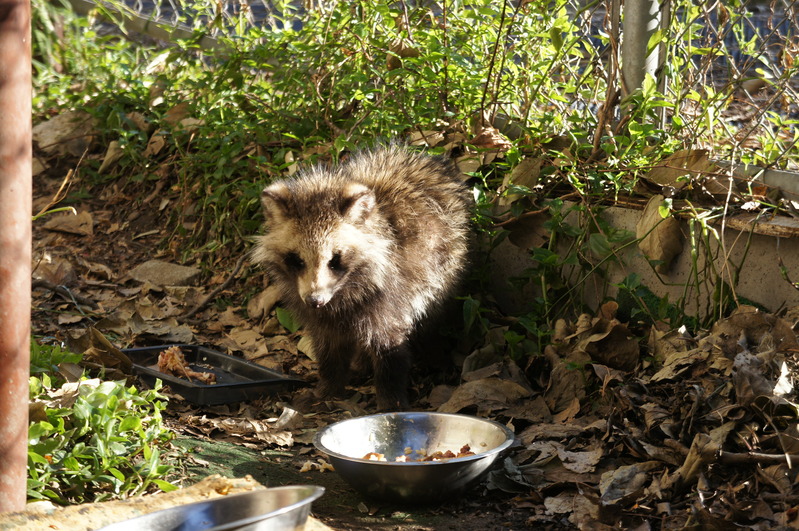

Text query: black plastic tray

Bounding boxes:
[123,344,306,405]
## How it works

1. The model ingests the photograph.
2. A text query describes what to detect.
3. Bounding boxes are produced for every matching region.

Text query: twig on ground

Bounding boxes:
[32,279,99,310]
[718,450,799,466]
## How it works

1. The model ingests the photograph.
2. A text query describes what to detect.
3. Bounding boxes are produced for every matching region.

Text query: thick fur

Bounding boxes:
[251,146,471,410]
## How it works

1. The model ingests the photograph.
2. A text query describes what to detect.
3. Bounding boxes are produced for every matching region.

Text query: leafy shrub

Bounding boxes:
[28,342,177,504]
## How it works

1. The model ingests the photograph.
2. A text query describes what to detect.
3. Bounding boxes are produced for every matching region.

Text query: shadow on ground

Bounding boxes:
[172,437,537,530]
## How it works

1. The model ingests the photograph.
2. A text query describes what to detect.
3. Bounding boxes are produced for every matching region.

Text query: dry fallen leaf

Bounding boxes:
[437,377,532,413]
[577,317,640,371]
[471,125,512,150]
[649,345,711,382]
[556,445,604,474]
[43,210,94,236]
[644,149,715,188]
[599,461,661,506]
[143,130,167,158]
[636,194,684,273]
[98,140,125,173]
[497,157,542,207]
[503,212,550,251]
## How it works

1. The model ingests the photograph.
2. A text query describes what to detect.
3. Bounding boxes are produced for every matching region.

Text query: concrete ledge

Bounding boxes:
[490,203,799,318]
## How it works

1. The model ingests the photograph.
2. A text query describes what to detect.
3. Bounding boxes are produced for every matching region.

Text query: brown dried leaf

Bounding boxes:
[636,194,684,273]
[758,464,791,494]
[426,384,455,409]
[68,327,132,375]
[386,37,420,70]
[502,395,553,423]
[599,461,661,506]
[568,494,601,528]
[497,157,542,208]
[437,377,532,413]
[163,102,191,126]
[407,129,445,147]
[471,125,512,150]
[556,445,604,474]
[663,433,719,493]
[519,419,607,445]
[543,492,575,515]
[98,141,124,174]
[143,131,167,158]
[644,149,715,188]
[640,402,671,432]
[576,317,640,371]
[650,345,711,382]
[639,441,684,466]
[543,345,589,414]
[33,254,78,286]
[734,364,774,406]
[648,326,692,364]
[43,210,94,236]
[552,397,581,423]
[182,414,294,447]
[32,110,97,156]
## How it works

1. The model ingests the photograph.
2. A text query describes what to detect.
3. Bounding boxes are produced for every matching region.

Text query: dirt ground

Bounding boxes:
[170,435,544,531]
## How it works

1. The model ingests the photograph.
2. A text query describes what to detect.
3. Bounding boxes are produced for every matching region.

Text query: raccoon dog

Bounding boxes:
[252,146,471,410]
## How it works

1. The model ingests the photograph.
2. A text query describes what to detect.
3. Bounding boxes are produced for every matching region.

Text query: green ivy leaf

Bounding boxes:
[276,307,301,333]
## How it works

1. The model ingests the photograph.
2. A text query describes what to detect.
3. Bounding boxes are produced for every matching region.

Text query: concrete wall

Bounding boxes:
[489,204,799,320]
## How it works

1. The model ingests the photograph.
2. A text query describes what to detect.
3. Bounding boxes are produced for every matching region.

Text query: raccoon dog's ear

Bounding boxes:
[340,182,376,222]
[261,182,291,222]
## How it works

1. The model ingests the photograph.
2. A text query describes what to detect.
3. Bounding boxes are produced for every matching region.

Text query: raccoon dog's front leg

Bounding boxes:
[312,334,354,400]
[372,344,412,411]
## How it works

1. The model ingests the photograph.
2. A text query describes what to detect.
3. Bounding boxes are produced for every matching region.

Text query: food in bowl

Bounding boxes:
[362,444,476,462]
[314,412,515,503]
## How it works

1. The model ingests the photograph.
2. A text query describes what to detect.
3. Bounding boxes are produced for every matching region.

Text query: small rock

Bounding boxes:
[127,259,201,287]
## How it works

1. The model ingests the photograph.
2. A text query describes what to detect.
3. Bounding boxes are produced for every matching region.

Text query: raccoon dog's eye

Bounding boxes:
[328,252,345,272]
[283,252,305,271]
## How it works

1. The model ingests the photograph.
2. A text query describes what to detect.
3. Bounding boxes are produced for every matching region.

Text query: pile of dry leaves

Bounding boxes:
[479,303,799,528]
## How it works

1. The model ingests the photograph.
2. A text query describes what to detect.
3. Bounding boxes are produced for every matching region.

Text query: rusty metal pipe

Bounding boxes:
[0,0,31,514]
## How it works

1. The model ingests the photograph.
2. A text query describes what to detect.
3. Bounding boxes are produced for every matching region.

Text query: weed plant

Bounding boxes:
[28,341,176,503]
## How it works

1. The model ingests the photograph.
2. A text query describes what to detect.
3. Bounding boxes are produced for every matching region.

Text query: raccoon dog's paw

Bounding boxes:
[376,393,410,412]
[314,379,347,402]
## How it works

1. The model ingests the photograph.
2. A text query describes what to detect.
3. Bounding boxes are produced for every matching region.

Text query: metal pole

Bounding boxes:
[0,0,32,514]
[621,0,662,97]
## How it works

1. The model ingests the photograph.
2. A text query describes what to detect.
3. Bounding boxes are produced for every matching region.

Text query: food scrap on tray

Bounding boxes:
[362,444,475,462]
[156,345,217,385]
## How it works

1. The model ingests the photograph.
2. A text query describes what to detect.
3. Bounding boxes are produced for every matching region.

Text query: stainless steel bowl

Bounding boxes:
[98,485,324,531]
[313,412,515,503]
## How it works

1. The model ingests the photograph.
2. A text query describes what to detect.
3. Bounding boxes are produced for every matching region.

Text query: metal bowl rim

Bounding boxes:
[99,485,325,531]
[201,485,325,531]
[313,411,515,467]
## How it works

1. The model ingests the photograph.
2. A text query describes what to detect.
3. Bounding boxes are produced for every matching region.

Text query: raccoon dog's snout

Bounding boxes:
[251,145,471,411]
[305,294,327,308]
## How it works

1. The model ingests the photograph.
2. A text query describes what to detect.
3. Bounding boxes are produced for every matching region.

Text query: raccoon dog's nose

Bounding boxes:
[305,294,327,308]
